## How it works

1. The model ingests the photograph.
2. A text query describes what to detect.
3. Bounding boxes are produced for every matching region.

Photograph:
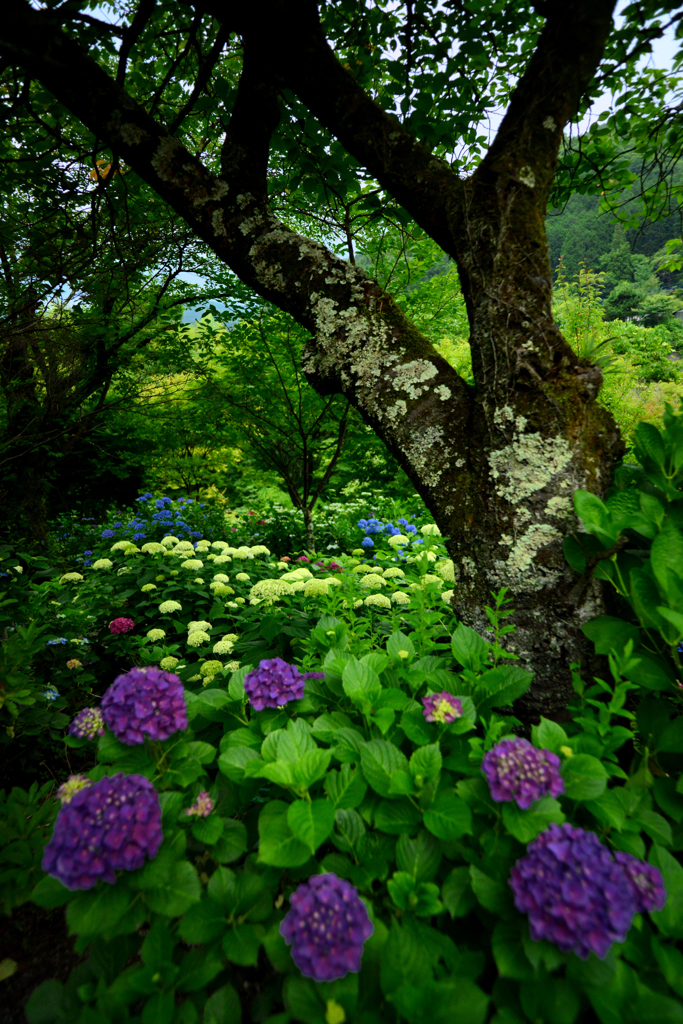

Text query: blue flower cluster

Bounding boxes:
[356,515,419,549]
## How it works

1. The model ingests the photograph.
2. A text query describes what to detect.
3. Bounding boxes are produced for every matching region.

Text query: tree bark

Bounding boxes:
[0,0,625,713]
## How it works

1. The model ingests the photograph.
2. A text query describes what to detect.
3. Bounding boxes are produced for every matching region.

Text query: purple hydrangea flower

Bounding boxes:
[42,772,163,890]
[510,822,666,959]
[614,851,667,914]
[421,691,463,724]
[101,666,188,745]
[482,737,564,809]
[69,707,105,740]
[244,658,316,711]
[280,873,374,981]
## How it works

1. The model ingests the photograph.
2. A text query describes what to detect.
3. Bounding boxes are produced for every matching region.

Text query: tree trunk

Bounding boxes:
[303,506,316,555]
[0,0,624,712]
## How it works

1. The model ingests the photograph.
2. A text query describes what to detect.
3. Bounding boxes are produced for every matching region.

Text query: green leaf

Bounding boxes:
[451,623,490,672]
[360,740,409,797]
[144,860,201,918]
[475,666,533,717]
[192,815,224,845]
[25,980,65,1024]
[176,950,223,993]
[141,919,175,969]
[659,717,683,754]
[396,829,441,882]
[31,875,71,909]
[441,867,476,918]
[634,810,673,847]
[387,630,416,661]
[212,819,248,864]
[502,797,565,843]
[342,657,382,707]
[66,882,132,938]
[324,765,367,809]
[287,799,336,854]
[218,747,262,783]
[531,718,568,754]
[177,896,226,944]
[650,845,683,938]
[623,652,674,692]
[561,754,608,801]
[248,759,294,786]
[424,791,472,841]
[257,800,311,868]
[292,749,332,790]
[563,535,587,574]
[283,976,325,1024]
[492,920,534,980]
[581,615,641,656]
[400,707,433,746]
[380,920,434,995]
[142,991,175,1024]
[651,528,683,602]
[470,865,513,915]
[374,798,423,835]
[585,789,627,830]
[204,983,242,1024]
[410,743,442,782]
[276,720,316,762]
[333,808,366,853]
[222,923,265,966]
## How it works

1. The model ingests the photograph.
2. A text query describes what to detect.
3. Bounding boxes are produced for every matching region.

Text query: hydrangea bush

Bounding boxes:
[4,405,683,1024]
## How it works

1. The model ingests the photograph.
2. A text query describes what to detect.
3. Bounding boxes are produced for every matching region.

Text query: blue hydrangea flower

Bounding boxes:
[406,524,418,534]
[46,638,68,646]
[83,550,92,556]
[43,689,60,701]
[133,533,146,541]
[357,518,368,530]
[101,529,115,539]
[112,522,123,529]
[191,531,202,538]
[361,537,374,548]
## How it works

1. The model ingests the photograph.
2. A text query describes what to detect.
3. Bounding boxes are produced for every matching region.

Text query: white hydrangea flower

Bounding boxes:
[194,541,211,552]
[223,633,239,642]
[225,660,241,672]
[159,656,179,670]
[213,554,231,565]
[391,590,411,605]
[210,583,233,596]
[213,639,235,655]
[188,620,211,632]
[160,536,178,547]
[234,597,246,605]
[434,560,455,583]
[110,540,136,553]
[235,572,251,582]
[352,564,376,575]
[211,541,229,551]
[383,567,405,579]
[93,559,113,570]
[193,577,205,584]
[146,628,166,642]
[290,581,306,593]
[250,579,293,600]
[181,559,203,570]
[359,573,386,589]
[250,545,270,556]
[159,599,182,613]
[303,578,330,597]
[421,524,441,537]
[187,630,210,647]
[213,573,230,583]
[277,561,290,570]
[117,566,131,575]
[233,546,254,560]
[60,572,84,583]
[364,594,392,609]
[225,601,239,608]
[441,589,455,604]
[188,674,202,682]
[250,597,263,606]
[322,577,342,587]
[141,542,166,554]
[200,660,223,677]
[409,582,423,591]
[175,540,195,552]
[388,534,409,548]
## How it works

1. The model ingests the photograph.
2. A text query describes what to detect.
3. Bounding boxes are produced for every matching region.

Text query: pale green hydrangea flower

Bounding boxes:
[234,597,246,605]
[175,540,195,552]
[111,540,136,553]
[188,620,211,632]
[195,541,211,552]
[93,558,113,570]
[141,583,157,592]
[225,660,241,672]
[441,589,455,604]
[160,535,178,547]
[213,555,231,565]
[187,630,210,647]
[235,572,251,582]
[211,583,233,596]
[343,598,364,609]
[250,545,270,556]
[250,597,263,606]
[233,546,254,560]
[359,573,386,589]
[155,575,165,582]
[388,534,409,548]
[391,590,411,605]
[290,581,306,594]
[434,560,455,583]
[212,573,230,583]
[117,566,131,575]
[211,541,229,551]
[146,628,166,642]
[250,579,293,600]
[421,524,441,537]
[200,660,223,678]
[304,579,330,597]
[159,600,182,613]
[383,567,405,579]
[225,601,239,608]
[352,564,376,575]
[181,559,203,571]
[280,568,312,581]
[364,594,392,609]
[188,674,202,682]
[213,639,235,655]
[141,542,166,554]
[193,577,205,584]
[277,561,290,570]
[206,553,217,561]
[422,574,444,586]
[351,549,366,558]
[160,656,179,670]
[60,572,84,583]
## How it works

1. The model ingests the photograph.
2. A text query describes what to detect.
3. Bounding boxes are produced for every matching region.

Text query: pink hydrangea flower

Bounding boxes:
[110,617,135,635]
[185,792,214,818]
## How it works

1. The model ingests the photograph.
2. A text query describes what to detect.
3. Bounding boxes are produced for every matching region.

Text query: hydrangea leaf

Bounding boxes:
[470,865,514,916]
[501,797,565,844]
[441,867,477,919]
[203,983,243,1024]
[292,749,332,790]
[177,896,226,944]
[491,920,534,980]
[561,754,609,801]
[531,717,569,754]
[423,792,472,841]
[212,819,248,864]
[191,815,224,845]
[287,798,336,854]
[410,743,442,782]
[257,800,311,868]
[222,923,266,967]
[65,882,133,939]
[144,860,201,917]
[374,799,423,835]
[218,747,262,783]
[324,765,367,809]
[360,740,409,797]
[396,829,442,883]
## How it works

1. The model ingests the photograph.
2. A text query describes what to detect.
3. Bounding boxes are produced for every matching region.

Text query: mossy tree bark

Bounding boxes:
[0,0,624,712]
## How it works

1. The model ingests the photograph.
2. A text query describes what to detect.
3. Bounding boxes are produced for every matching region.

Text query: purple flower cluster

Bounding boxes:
[280,873,374,981]
[421,691,463,724]
[101,666,187,745]
[509,822,666,959]
[69,707,105,740]
[43,772,163,890]
[110,617,135,635]
[482,737,564,809]
[244,658,323,711]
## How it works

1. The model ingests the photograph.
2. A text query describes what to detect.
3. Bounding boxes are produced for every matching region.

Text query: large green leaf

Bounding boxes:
[501,797,565,843]
[324,765,367,809]
[423,792,472,841]
[360,740,409,797]
[287,798,336,854]
[144,860,201,917]
[561,754,608,801]
[257,800,311,868]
